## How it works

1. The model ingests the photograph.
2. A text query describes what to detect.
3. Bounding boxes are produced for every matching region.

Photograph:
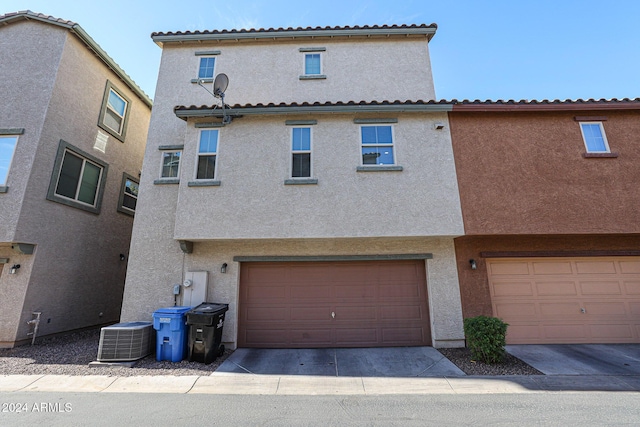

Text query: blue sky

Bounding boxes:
[3,0,639,101]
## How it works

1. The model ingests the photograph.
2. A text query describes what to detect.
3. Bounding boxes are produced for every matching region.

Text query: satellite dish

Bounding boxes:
[213,73,229,98]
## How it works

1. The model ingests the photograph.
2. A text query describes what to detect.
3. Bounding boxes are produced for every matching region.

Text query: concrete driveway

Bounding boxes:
[216,347,464,377]
[507,344,640,375]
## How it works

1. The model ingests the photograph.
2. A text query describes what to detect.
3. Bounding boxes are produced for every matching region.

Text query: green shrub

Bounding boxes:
[463,315,509,364]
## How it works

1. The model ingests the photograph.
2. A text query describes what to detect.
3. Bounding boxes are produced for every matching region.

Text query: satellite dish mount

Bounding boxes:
[197,73,231,124]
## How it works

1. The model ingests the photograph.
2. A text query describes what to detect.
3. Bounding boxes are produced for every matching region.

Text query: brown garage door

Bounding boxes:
[238,260,431,348]
[487,257,640,344]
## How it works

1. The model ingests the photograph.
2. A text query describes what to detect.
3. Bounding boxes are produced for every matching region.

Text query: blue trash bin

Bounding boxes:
[152,306,191,362]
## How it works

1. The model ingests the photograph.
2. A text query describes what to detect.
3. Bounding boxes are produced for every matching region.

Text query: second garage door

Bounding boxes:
[238,260,431,348]
[488,257,640,344]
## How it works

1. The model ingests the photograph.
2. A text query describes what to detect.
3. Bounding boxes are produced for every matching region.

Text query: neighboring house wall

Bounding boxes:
[0,14,151,347]
[122,26,466,348]
[448,103,640,344]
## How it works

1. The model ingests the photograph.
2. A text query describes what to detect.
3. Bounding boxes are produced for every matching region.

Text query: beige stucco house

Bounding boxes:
[0,11,152,347]
[121,24,465,348]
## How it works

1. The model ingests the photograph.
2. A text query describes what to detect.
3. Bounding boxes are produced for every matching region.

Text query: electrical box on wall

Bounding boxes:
[182,271,208,307]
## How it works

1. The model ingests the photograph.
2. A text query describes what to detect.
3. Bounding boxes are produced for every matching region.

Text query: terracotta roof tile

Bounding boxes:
[0,10,76,27]
[152,23,437,38]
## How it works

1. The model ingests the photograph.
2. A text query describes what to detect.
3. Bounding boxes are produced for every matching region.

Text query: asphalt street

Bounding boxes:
[1,392,639,426]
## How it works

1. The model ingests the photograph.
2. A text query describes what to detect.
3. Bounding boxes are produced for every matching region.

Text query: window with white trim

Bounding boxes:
[360,125,395,165]
[291,127,312,178]
[0,135,18,186]
[196,129,218,180]
[198,57,216,80]
[118,173,139,216]
[304,53,321,75]
[160,151,181,178]
[579,122,610,153]
[47,140,108,214]
[98,81,131,142]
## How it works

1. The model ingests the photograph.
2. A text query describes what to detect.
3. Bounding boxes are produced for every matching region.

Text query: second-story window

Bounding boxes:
[197,129,218,180]
[98,81,130,142]
[198,57,216,80]
[304,53,321,75]
[291,127,312,178]
[579,122,610,153]
[161,151,181,178]
[360,125,395,165]
[0,135,18,186]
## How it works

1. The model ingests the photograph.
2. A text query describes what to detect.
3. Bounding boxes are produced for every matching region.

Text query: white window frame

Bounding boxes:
[98,81,131,142]
[197,56,216,80]
[290,126,313,179]
[195,129,219,180]
[0,135,19,187]
[304,52,322,76]
[159,151,182,179]
[359,125,396,166]
[117,173,138,216]
[55,149,104,207]
[579,122,611,153]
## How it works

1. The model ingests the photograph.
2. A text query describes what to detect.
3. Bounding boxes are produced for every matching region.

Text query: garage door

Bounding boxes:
[487,257,640,344]
[238,260,431,348]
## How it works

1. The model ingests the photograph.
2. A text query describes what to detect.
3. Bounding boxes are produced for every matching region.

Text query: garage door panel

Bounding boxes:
[494,302,537,317]
[491,281,533,297]
[539,302,582,317]
[290,284,331,300]
[620,261,640,274]
[532,261,573,275]
[382,327,425,344]
[589,324,634,340]
[579,281,622,295]
[334,284,375,299]
[535,281,577,297]
[380,305,423,320]
[239,260,430,348]
[576,261,617,274]
[489,262,530,276]
[291,306,333,321]
[244,285,287,301]
[290,329,333,345]
[334,306,377,321]
[245,307,288,321]
[488,257,640,344]
[624,281,640,294]
[583,302,628,317]
[544,324,587,339]
[379,283,422,299]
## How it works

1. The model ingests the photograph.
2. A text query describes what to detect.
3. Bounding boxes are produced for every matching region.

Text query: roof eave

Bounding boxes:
[451,101,640,112]
[174,103,453,120]
[153,27,436,47]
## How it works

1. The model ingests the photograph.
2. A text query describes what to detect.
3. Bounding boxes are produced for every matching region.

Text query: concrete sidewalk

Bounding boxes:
[2,373,639,394]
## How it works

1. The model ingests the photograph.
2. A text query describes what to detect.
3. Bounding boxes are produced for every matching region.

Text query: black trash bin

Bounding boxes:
[186,302,229,364]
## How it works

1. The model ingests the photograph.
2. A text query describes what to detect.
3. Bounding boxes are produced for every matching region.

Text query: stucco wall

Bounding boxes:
[171,113,463,240]
[162,37,435,107]
[0,22,151,345]
[449,110,640,235]
[0,20,64,242]
[122,237,465,348]
[454,235,640,320]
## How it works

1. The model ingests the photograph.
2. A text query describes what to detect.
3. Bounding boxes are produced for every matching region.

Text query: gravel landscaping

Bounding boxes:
[437,347,543,376]
[0,328,231,377]
[1,328,542,376]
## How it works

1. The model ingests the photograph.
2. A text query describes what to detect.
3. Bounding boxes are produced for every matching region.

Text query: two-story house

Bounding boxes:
[0,11,152,347]
[449,99,640,344]
[120,25,466,349]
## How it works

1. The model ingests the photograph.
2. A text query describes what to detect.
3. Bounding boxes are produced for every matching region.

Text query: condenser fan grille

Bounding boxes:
[97,322,154,362]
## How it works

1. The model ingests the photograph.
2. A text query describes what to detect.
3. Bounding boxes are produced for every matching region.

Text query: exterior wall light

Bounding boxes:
[221,263,228,274]
[119,253,126,261]
[10,264,21,274]
[469,259,477,270]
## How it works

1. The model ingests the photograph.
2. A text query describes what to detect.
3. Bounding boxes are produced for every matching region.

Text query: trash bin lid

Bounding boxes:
[153,306,192,316]
[189,302,229,314]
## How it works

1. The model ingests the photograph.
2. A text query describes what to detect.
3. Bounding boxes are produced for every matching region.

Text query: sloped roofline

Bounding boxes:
[0,10,152,108]
[152,24,437,47]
